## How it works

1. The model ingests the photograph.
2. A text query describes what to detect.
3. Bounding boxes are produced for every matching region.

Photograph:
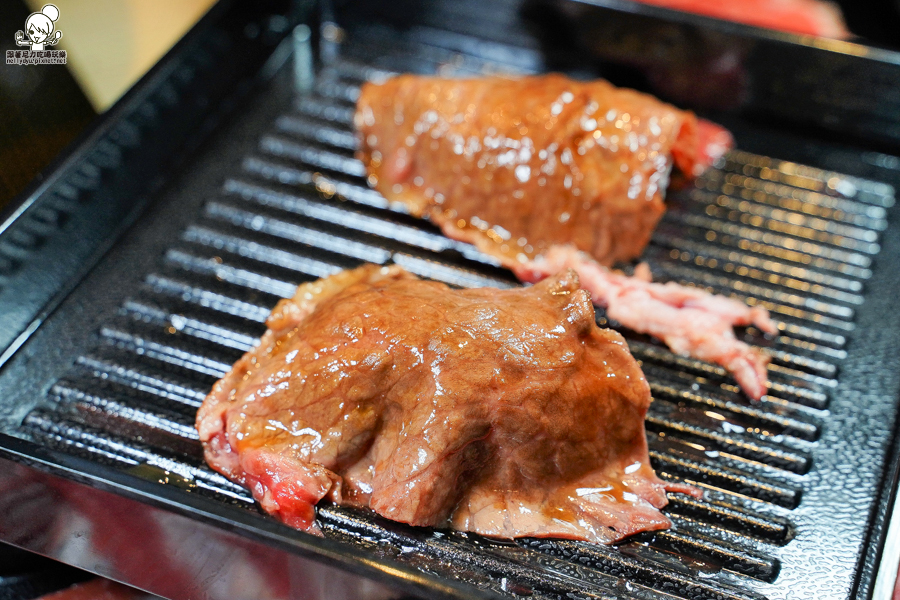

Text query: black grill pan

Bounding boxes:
[1,1,899,600]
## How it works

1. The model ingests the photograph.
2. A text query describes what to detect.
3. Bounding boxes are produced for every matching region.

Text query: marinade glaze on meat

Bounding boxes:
[355,74,776,399]
[197,265,693,543]
[356,74,720,268]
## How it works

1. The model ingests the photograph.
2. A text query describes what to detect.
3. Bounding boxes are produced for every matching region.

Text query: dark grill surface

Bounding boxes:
[9,17,900,600]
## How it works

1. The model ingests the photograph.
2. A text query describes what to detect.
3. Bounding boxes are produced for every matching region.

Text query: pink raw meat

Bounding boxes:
[514,246,776,400]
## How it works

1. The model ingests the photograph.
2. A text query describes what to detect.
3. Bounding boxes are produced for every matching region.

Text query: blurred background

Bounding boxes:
[0,0,216,209]
[2,0,900,212]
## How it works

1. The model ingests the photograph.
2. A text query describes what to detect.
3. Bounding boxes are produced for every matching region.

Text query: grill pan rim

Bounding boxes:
[0,441,500,600]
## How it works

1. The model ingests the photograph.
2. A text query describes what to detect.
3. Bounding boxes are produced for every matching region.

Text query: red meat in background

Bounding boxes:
[627,0,850,38]
[35,579,148,600]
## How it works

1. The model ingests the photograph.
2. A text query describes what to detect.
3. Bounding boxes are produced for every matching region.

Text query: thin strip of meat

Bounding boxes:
[513,246,776,400]
[355,74,776,398]
[197,264,698,543]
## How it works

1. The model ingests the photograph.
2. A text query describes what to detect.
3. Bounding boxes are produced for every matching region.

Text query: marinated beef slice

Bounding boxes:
[197,265,688,543]
[355,74,729,269]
